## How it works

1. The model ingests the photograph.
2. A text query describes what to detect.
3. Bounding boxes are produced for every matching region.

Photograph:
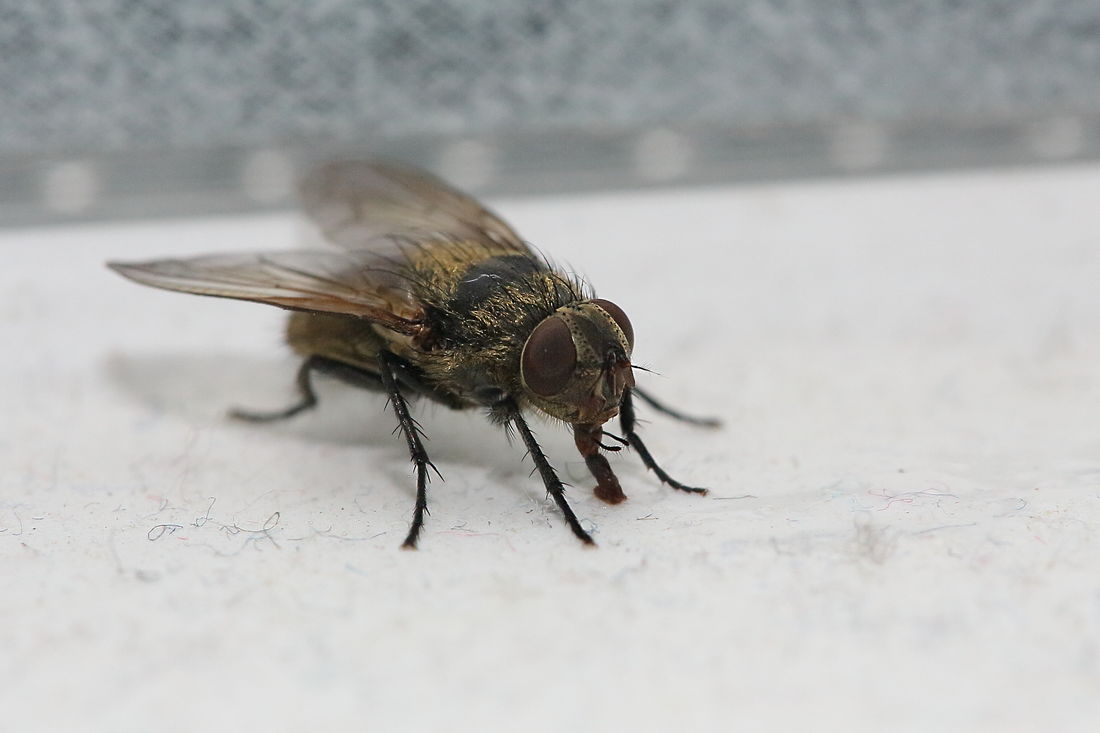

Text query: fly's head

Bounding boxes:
[519,299,635,425]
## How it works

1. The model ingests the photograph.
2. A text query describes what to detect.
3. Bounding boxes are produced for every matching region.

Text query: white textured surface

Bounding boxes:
[3,165,1100,731]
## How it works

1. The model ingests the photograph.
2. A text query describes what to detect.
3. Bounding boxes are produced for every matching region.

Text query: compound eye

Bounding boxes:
[592,299,634,350]
[521,316,577,397]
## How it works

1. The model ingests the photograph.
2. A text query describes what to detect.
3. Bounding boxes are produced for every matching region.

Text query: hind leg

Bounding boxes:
[229,355,385,422]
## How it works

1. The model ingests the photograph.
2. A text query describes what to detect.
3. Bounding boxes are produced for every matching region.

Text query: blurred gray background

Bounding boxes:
[3,0,1100,223]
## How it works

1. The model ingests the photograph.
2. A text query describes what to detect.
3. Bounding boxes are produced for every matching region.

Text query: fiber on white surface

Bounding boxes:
[2,165,1099,731]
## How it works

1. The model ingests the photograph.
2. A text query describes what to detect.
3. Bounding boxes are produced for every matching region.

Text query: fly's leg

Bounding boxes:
[378,352,437,550]
[229,355,323,422]
[232,351,436,548]
[620,388,709,496]
[506,402,595,546]
[573,422,627,504]
[230,355,385,422]
[631,386,721,429]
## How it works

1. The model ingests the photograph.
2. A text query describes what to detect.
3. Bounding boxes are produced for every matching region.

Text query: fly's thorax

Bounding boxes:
[520,299,635,424]
[415,249,573,349]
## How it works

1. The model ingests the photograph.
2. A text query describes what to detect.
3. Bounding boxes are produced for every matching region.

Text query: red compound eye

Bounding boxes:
[521,316,577,396]
[592,299,633,350]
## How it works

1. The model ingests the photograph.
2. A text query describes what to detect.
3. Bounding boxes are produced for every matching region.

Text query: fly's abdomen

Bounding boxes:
[286,311,386,371]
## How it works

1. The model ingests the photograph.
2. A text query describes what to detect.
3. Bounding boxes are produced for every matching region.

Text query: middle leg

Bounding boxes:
[378,352,437,549]
[631,386,721,428]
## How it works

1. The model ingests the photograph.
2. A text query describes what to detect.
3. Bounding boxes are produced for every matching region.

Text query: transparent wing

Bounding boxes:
[300,160,532,254]
[108,251,423,334]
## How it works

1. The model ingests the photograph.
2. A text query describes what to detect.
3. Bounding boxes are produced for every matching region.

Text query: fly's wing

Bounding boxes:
[300,160,533,255]
[110,162,532,336]
[108,251,423,335]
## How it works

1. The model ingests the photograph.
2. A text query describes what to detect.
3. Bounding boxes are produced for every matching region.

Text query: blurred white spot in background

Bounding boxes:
[829,123,888,171]
[634,128,693,182]
[40,160,99,214]
[241,149,295,204]
[437,139,496,190]
[1028,116,1085,160]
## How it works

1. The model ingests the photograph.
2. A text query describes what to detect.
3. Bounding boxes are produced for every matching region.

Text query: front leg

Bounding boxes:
[505,401,595,546]
[620,388,709,496]
[573,422,627,504]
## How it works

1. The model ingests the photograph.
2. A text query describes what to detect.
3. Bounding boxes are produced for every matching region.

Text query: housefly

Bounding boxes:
[109,161,717,548]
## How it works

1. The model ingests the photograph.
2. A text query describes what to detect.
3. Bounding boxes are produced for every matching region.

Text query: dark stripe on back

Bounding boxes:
[448,255,544,313]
